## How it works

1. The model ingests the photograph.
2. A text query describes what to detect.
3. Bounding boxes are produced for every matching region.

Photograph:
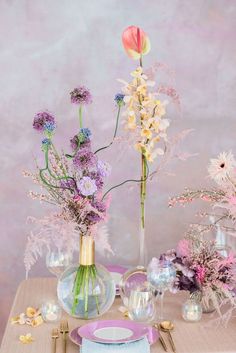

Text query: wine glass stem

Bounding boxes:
[159,291,164,320]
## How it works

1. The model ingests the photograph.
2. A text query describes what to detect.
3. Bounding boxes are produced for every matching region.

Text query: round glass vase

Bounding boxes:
[57,235,116,319]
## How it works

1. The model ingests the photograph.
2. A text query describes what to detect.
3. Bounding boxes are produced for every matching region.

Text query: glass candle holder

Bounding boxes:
[41,301,62,323]
[128,286,156,323]
[182,299,202,322]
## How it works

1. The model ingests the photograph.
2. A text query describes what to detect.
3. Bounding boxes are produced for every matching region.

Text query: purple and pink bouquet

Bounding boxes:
[26,87,112,237]
[161,233,236,316]
[24,86,119,317]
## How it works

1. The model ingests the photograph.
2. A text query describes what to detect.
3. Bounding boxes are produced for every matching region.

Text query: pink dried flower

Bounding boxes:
[177,239,190,257]
[196,265,206,284]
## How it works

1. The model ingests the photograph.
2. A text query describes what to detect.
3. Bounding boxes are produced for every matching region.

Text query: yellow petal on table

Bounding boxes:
[11,316,20,324]
[26,307,37,318]
[31,315,44,327]
[19,333,34,344]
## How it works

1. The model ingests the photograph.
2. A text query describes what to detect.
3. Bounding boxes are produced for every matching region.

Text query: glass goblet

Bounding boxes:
[147,258,176,320]
[128,285,156,323]
[46,250,74,278]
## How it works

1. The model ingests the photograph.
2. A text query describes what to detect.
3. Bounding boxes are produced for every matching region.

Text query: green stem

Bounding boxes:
[141,153,147,229]
[101,160,149,201]
[91,265,100,314]
[95,105,121,154]
[85,266,89,318]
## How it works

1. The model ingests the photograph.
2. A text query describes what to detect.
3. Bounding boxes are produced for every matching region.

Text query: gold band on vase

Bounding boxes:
[79,235,95,266]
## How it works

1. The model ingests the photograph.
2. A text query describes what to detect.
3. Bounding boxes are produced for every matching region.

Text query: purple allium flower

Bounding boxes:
[97,160,111,178]
[77,176,97,196]
[33,111,55,132]
[70,86,92,105]
[73,149,97,170]
[114,93,125,106]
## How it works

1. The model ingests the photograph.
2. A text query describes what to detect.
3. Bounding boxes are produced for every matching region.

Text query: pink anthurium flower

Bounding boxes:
[122,25,151,60]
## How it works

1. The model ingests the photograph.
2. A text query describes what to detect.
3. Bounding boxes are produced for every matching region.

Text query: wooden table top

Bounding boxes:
[1,277,236,353]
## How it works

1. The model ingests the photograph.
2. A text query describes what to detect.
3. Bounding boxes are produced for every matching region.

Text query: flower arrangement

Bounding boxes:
[118,26,183,264]
[160,232,236,316]
[169,151,236,237]
[24,86,119,318]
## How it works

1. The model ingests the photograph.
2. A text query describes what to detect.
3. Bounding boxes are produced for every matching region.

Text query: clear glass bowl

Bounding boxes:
[57,263,116,319]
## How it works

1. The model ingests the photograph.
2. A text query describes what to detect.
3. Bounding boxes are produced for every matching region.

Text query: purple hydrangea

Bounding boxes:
[33,111,55,132]
[70,86,92,105]
[73,148,97,170]
[77,176,97,196]
[97,160,111,178]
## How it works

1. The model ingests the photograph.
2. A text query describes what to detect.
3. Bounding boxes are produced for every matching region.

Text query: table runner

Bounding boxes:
[0,278,236,353]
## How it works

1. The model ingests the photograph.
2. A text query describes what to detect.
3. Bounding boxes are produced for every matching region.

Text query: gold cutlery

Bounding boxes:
[160,321,176,352]
[60,320,69,353]
[51,328,59,353]
[153,324,168,352]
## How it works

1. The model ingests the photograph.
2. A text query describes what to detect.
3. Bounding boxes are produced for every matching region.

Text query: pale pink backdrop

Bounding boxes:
[1,0,236,342]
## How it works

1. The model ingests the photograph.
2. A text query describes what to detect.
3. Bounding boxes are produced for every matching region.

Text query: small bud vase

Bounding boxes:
[57,235,116,319]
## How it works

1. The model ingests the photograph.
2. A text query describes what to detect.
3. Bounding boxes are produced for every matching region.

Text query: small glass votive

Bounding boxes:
[41,301,62,323]
[128,286,156,323]
[182,299,202,322]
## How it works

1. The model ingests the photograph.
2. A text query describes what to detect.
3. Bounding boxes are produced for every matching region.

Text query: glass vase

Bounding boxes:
[57,235,116,319]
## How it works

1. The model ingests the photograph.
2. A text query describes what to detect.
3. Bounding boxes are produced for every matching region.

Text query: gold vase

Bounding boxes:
[79,235,95,266]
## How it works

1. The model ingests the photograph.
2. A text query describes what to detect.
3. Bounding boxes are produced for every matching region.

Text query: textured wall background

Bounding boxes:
[1,0,236,341]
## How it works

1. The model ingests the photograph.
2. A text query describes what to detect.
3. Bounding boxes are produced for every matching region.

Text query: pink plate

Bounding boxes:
[69,324,159,346]
[77,320,159,344]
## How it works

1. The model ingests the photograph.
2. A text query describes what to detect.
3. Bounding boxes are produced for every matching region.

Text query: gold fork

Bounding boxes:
[60,320,69,353]
[51,328,59,353]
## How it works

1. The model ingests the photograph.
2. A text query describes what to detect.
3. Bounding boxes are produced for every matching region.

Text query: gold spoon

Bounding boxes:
[160,321,176,352]
[153,324,168,352]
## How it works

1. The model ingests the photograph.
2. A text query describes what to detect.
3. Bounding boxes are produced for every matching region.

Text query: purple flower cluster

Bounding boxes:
[86,200,107,224]
[160,250,200,294]
[70,86,92,105]
[73,148,97,170]
[33,111,55,133]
